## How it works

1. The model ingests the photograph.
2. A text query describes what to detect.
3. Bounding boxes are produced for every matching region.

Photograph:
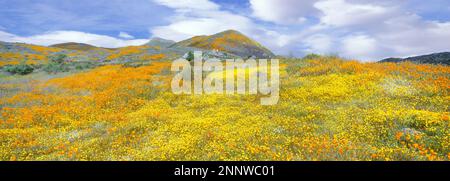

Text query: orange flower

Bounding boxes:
[414,135,422,140]
[395,132,403,140]
[10,155,17,161]
[442,114,449,121]
[371,154,378,159]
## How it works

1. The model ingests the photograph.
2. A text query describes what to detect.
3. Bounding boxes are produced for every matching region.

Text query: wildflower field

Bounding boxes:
[0,57,449,161]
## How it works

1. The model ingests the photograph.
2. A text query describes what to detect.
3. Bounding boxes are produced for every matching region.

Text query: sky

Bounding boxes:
[0,0,450,61]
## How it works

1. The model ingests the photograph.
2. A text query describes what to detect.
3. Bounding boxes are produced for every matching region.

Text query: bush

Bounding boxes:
[44,54,69,73]
[122,61,152,68]
[43,62,70,74]
[49,54,68,64]
[303,53,322,60]
[74,62,97,70]
[3,64,34,75]
[186,51,194,61]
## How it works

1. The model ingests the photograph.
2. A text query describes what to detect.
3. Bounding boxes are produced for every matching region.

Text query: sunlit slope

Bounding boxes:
[0,42,63,66]
[0,42,171,66]
[0,41,111,64]
[172,30,275,58]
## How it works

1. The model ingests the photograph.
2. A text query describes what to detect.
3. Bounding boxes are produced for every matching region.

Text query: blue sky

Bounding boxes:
[1,0,449,61]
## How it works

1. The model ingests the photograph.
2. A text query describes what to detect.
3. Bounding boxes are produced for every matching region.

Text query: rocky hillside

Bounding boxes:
[172,30,275,58]
[380,52,450,65]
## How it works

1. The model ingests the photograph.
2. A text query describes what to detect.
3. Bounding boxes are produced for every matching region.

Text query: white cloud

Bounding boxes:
[151,18,228,41]
[150,0,450,61]
[375,16,450,58]
[250,0,317,24]
[303,34,333,54]
[314,0,391,27]
[0,30,149,48]
[151,0,297,56]
[151,0,256,41]
[151,13,253,41]
[0,31,18,42]
[153,0,219,11]
[118,32,134,39]
[274,0,450,61]
[296,9,450,62]
[341,34,379,61]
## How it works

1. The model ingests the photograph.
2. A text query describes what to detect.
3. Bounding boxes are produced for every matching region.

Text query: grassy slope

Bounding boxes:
[0,57,449,161]
[0,42,170,67]
[173,30,275,58]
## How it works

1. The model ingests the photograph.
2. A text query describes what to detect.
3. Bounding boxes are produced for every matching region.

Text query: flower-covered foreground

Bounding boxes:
[0,57,449,161]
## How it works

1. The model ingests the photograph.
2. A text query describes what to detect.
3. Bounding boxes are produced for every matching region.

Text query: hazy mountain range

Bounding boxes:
[0,30,275,66]
[380,52,450,65]
[0,30,449,66]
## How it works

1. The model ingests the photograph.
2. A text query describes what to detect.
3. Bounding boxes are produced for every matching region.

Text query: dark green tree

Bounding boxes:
[186,51,194,62]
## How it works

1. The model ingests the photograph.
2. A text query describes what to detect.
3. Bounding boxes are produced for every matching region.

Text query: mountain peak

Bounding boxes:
[146,37,176,48]
[173,30,275,58]
[150,37,174,42]
[217,29,242,35]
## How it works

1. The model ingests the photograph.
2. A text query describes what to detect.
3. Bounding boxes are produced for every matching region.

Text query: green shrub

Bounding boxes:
[44,54,70,73]
[303,53,322,60]
[3,64,34,75]
[49,54,68,64]
[74,62,97,70]
[43,62,70,73]
[186,51,194,61]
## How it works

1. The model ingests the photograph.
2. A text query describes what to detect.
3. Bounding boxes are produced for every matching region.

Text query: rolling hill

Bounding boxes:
[380,52,450,65]
[172,30,275,58]
[145,37,176,48]
[0,41,65,65]
[51,42,102,51]
[50,42,115,52]
[0,30,277,66]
